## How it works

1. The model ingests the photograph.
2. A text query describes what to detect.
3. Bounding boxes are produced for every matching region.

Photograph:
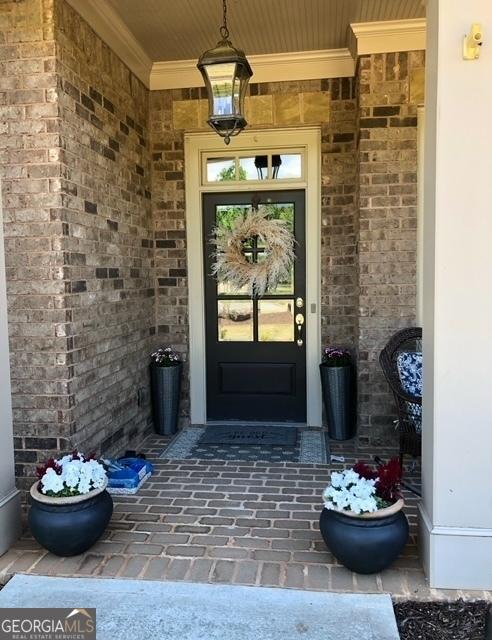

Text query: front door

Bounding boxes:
[203,190,306,423]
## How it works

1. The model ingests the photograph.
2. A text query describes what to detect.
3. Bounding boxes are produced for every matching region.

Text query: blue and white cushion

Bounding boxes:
[396,351,422,432]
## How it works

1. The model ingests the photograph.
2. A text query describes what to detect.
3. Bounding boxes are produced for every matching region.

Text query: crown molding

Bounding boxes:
[351,18,426,55]
[150,48,355,90]
[65,0,153,87]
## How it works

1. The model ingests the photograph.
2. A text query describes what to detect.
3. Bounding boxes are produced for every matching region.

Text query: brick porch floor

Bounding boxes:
[1,435,490,601]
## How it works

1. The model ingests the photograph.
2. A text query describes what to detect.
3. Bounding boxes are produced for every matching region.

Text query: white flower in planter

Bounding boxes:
[37,451,107,498]
[323,469,378,515]
[41,468,65,495]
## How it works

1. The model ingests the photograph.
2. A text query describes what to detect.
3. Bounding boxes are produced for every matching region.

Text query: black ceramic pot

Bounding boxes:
[28,484,113,557]
[151,362,182,435]
[319,364,356,440]
[319,502,409,574]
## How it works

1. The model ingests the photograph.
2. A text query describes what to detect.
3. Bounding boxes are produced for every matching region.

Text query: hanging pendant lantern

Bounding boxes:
[197,0,253,145]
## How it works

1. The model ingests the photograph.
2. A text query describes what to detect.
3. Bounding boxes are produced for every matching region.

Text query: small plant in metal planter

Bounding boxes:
[319,458,408,574]
[29,451,113,557]
[319,347,355,440]
[150,346,182,436]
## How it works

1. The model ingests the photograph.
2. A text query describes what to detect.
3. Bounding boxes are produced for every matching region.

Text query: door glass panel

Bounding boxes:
[274,154,302,180]
[258,300,294,342]
[215,205,250,294]
[261,203,295,293]
[218,300,253,342]
[207,157,236,182]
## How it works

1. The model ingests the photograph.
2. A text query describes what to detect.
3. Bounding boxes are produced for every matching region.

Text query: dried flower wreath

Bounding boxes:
[211,206,295,297]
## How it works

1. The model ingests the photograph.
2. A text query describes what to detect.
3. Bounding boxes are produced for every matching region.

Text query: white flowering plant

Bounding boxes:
[150,346,180,367]
[322,459,402,515]
[36,451,107,498]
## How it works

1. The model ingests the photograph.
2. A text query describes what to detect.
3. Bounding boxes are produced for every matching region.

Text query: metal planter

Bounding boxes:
[319,364,356,440]
[150,362,182,436]
[319,504,409,574]
[29,484,113,557]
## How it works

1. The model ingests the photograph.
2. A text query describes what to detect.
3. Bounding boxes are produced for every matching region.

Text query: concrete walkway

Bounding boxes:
[0,574,400,640]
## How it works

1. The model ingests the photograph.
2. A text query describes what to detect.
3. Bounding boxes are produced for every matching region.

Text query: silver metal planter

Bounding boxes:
[319,364,356,440]
[150,363,182,436]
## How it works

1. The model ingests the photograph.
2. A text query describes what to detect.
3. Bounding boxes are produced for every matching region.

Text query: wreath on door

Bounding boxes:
[211,206,295,297]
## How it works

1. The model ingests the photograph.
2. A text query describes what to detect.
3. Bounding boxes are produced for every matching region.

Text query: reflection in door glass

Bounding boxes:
[260,203,294,232]
[207,157,236,182]
[238,156,268,180]
[258,300,294,342]
[218,300,253,342]
[216,204,249,231]
[274,154,302,180]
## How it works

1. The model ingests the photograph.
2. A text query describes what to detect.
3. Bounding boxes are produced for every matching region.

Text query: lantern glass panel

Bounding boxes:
[206,62,237,117]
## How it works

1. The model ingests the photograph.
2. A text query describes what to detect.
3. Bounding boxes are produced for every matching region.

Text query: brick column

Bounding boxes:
[0,0,73,494]
[357,52,424,447]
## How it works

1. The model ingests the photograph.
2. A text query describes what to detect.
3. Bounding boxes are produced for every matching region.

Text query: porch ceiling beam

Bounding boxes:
[150,49,355,91]
[350,18,426,56]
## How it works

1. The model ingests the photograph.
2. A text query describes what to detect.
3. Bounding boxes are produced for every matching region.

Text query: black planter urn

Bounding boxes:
[28,482,113,557]
[150,362,182,435]
[319,364,355,440]
[319,501,409,574]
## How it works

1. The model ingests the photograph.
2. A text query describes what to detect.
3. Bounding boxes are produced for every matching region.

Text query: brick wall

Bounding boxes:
[1,0,155,493]
[357,52,424,446]
[55,0,154,457]
[150,79,359,426]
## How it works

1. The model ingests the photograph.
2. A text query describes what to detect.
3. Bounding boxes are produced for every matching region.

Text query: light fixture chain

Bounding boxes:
[220,0,229,40]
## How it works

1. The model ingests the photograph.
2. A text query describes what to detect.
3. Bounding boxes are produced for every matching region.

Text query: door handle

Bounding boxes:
[295,313,304,347]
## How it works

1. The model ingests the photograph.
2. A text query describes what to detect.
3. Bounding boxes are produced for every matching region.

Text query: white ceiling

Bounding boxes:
[105,0,425,62]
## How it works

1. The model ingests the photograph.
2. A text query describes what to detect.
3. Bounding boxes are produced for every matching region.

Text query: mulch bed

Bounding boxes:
[394,601,490,640]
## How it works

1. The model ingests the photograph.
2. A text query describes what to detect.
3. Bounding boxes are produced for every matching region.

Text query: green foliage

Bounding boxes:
[217,165,247,181]
[44,486,83,498]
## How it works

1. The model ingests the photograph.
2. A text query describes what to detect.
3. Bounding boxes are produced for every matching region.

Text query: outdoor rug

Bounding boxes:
[0,575,401,640]
[199,424,298,446]
[160,426,328,463]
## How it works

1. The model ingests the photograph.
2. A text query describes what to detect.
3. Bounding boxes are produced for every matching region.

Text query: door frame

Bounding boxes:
[184,127,322,427]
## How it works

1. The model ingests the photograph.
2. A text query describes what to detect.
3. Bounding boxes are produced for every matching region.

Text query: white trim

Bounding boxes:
[419,503,492,590]
[351,18,426,55]
[150,49,354,90]
[184,128,322,427]
[416,106,425,326]
[0,489,21,556]
[65,0,153,87]
[0,180,21,556]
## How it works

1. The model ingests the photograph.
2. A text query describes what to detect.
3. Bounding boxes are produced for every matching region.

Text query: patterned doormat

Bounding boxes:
[160,427,328,464]
[199,425,298,446]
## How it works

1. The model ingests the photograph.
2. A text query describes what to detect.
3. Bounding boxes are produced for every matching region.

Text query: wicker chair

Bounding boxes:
[379,327,422,466]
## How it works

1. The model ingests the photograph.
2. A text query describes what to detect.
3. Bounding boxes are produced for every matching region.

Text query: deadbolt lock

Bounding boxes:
[296,297,304,309]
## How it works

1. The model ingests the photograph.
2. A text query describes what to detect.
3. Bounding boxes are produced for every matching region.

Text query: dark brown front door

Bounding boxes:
[203,190,306,423]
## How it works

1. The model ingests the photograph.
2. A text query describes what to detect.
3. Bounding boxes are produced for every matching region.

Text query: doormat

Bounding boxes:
[160,427,328,464]
[199,425,298,446]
